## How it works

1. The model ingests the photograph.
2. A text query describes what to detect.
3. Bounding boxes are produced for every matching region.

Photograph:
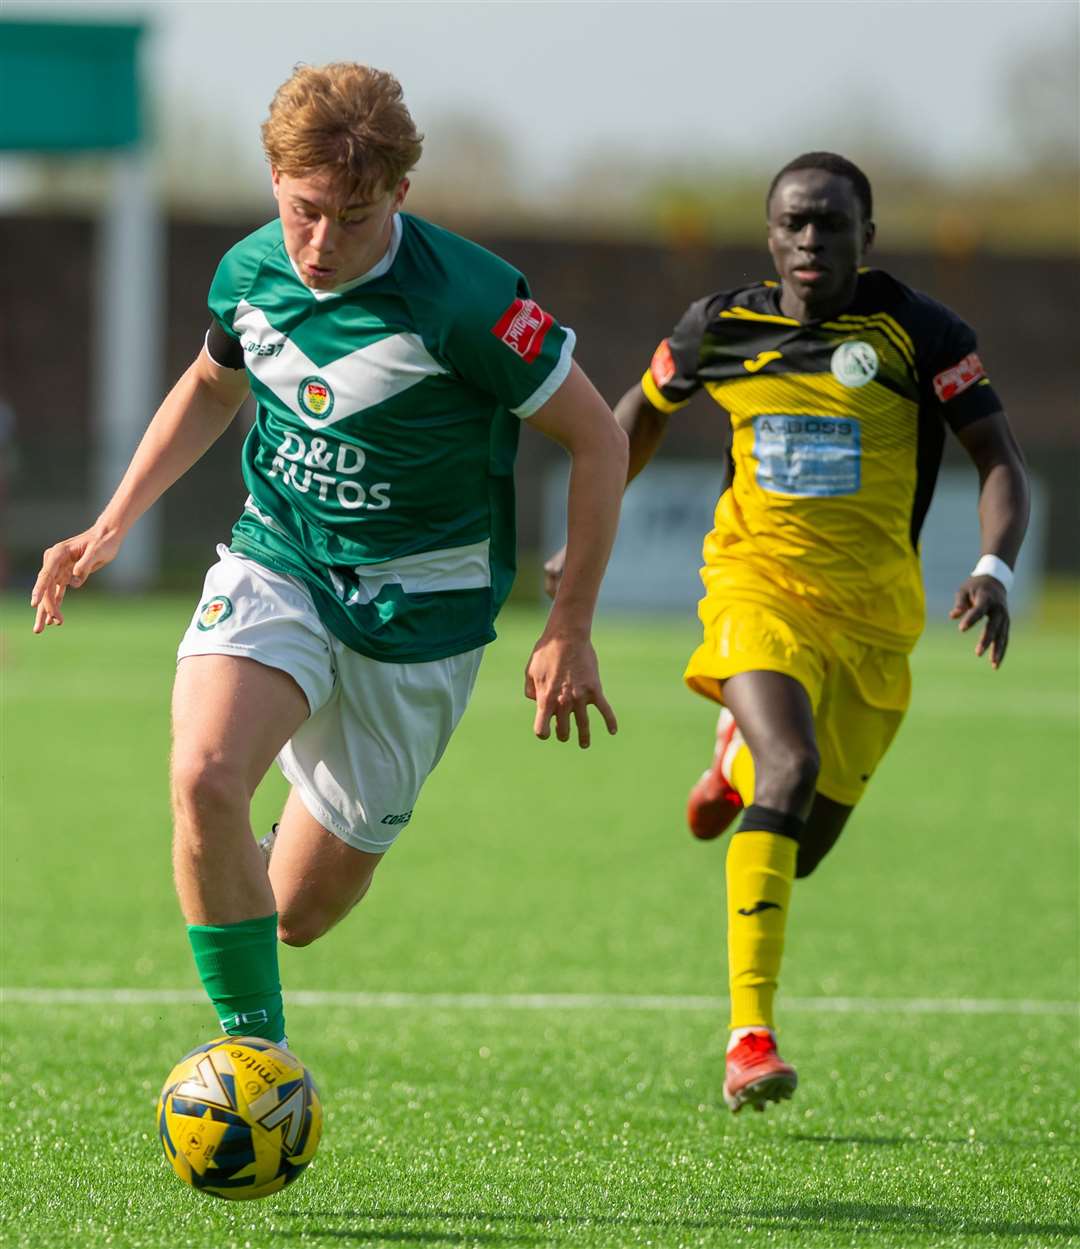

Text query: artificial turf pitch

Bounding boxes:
[1,595,1077,1248]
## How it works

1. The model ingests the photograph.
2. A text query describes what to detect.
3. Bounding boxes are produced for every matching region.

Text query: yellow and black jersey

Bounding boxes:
[641,268,1002,652]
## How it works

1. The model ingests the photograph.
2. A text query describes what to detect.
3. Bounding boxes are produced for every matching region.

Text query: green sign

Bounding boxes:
[0,21,144,151]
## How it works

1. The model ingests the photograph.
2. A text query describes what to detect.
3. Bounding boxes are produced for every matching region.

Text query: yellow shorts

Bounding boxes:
[684,594,911,806]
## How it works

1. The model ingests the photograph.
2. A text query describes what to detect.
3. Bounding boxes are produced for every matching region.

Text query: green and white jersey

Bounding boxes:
[206,212,575,662]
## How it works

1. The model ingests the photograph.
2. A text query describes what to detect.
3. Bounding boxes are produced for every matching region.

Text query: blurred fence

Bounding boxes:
[1,212,1077,590]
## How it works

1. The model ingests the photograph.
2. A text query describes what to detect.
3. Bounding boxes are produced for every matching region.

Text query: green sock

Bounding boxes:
[187,914,286,1043]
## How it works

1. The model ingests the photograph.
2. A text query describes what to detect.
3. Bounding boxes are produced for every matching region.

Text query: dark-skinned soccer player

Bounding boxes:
[545,152,1029,1113]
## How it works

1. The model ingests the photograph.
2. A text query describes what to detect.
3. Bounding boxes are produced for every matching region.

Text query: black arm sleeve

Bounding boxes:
[205,320,246,370]
[915,298,1003,432]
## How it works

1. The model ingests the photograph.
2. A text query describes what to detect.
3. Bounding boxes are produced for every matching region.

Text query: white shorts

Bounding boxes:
[177,546,484,853]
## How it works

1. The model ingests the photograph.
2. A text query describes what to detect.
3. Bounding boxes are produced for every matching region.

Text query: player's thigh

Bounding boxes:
[722,670,818,761]
[814,640,911,806]
[172,546,336,794]
[171,655,309,797]
[270,789,383,945]
[277,642,485,856]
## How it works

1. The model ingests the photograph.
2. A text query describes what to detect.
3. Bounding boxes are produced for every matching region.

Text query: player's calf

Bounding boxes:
[276,873,374,946]
[269,814,381,947]
[794,795,854,877]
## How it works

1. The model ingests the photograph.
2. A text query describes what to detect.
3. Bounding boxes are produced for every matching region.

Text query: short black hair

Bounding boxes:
[766,152,873,222]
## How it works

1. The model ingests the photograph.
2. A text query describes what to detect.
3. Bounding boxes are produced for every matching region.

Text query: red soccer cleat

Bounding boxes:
[687,709,744,840]
[723,1030,798,1113]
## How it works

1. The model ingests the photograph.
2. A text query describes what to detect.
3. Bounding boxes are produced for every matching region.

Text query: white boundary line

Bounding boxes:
[1,988,1076,1017]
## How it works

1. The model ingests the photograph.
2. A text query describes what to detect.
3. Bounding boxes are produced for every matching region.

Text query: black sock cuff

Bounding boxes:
[737,804,804,842]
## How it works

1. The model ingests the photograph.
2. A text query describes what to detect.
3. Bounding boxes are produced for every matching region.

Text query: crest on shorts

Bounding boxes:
[830,340,878,388]
[196,595,233,631]
[298,375,335,419]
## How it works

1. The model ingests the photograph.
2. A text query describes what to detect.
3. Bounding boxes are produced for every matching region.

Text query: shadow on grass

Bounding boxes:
[790,1132,948,1147]
[277,1199,1080,1244]
[747,1201,1080,1239]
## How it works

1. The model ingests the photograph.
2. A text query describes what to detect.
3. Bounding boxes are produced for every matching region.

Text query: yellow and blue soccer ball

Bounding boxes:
[157,1036,322,1200]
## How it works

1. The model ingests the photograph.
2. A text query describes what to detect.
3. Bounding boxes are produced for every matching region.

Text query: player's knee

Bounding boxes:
[277,908,331,948]
[758,744,820,807]
[171,753,248,826]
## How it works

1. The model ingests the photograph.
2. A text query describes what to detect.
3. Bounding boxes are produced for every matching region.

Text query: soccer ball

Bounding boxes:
[157,1036,322,1200]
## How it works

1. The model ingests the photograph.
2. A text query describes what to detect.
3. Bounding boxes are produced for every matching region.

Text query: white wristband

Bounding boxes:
[970,554,1014,592]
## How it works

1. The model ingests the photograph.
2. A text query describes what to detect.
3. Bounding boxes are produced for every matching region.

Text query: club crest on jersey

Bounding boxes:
[491,298,554,364]
[830,340,878,388]
[298,376,335,419]
[196,596,233,631]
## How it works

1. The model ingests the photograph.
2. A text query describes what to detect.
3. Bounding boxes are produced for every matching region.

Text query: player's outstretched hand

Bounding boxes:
[542,545,567,600]
[949,574,1010,669]
[524,628,617,748]
[30,526,123,634]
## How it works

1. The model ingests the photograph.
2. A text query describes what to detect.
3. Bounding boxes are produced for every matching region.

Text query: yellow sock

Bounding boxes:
[730,742,755,804]
[726,829,797,1030]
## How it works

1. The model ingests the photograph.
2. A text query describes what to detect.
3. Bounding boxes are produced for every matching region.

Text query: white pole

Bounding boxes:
[94,149,163,590]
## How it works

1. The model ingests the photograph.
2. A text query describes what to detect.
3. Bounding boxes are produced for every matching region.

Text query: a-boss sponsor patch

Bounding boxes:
[753,414,862,497]
[933,352,985,402]
[650,339,677,388]
[491,298,554,363]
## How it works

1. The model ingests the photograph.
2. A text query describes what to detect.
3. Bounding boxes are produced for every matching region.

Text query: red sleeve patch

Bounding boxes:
[491,298,554,364]
[933,352,986,402]
[650,339,677,388]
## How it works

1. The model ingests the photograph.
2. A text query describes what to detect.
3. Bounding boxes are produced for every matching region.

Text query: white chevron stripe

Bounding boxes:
[233,303,447,431]
[338,539,492,606]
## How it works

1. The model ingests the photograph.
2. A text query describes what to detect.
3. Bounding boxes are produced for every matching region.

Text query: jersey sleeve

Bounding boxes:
[915,298,1003,432]
[640,298,708,414]
[437,260,575,420]
[207,249,245,343]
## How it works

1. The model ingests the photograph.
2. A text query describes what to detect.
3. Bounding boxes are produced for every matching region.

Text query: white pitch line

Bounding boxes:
[0,988,1076,1017]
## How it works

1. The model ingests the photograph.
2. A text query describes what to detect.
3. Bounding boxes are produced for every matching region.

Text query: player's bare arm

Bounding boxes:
[949,410,1030,668]
[31,348,250,634]
[525,361,628,747]
[617,381,671,482]
[542,380,669,597]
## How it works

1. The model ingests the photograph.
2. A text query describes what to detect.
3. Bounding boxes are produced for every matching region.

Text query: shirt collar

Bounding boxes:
[289,213,403,301]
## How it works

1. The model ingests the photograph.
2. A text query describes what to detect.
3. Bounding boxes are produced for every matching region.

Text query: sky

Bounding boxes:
[2,0,1077,205]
